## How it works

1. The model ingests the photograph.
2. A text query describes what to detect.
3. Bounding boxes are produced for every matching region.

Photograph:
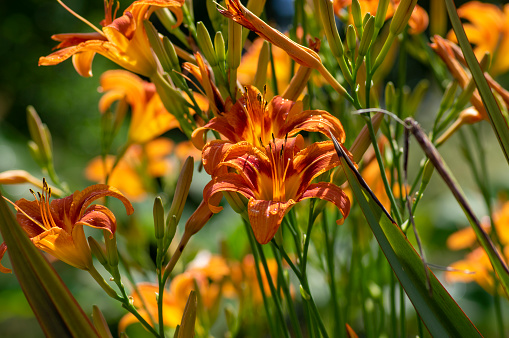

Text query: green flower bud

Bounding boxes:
[359,15,375,57]
[88,236,108,267]
[197,22,218,67]
[143,20,172,73]
[27,106,52,166]
[390,0,418,35]
[375,0,391,31]
[153,196,165,240]
[385,81,396,112]
[254,41,270,91]
[351,0,364,35]
[346,25,357,55]
[319,0,345,58]
[214,31,226,67]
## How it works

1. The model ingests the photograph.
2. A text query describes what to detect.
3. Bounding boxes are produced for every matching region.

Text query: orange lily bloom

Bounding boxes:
[191,86,346,150]
[446,200,509,295]
[446,1,509,76]
[39,0,184,77]
[99,70,179,144]
[118,283,184,332]
[334,0,429,35]
[201,136,350,244]
[0,183,133,273]
[85,138,175,202]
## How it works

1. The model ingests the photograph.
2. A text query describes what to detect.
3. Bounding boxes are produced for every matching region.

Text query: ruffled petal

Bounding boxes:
[0,243,11,273]
[77,205,117,237]
[69,184,134,223]
[299,182,350,222]
[247,199,296,244]
[202,174,257,213]
[72,51,96,77]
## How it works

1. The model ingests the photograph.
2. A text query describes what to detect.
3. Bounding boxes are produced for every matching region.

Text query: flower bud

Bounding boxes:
[359,15,375,57]
[88,236,108,267]
[227,20,242,70]
[162,37,181,71]
[346,25,357,56]
[167,156,194,228]
[390,0,418,36]
[197,22,218,67]
[27,106,53,167]
[351,0,363,35]
[179,291,197,337]
[153,196,165,240]
[223,191,247,214]
[254,41,270,91]
[143,20,172,73]
[104,232,119,268]
[319,0,345,58]
[385,82,396,112]
[214,32,226,68]
[375,0,391,31]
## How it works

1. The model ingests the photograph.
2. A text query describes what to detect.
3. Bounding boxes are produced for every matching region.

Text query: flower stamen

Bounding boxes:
[57,0,106,37]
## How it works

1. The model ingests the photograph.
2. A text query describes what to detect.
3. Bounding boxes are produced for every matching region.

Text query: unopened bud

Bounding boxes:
[180,291,197,336]
[227,20,242,70]
[351,0,363,34]
[162,37,181,71]
[104,232,119,267]
[27,106,53,166]
[319,0,345,58]
[390,0,418,35]
[223,191,247,214]
[197,22,218,67]
[214,32,226,67]
[385,82,396,112]
[88,236,108,267]
[375,0,391,30]
[143,20,172,73]
[359,16,375,57]
[153,196,165,240]
[346,25,357,57]
[167,156,194,227]
[254,41,270,91]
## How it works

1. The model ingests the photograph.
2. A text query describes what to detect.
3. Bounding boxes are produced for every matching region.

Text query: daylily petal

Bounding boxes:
[0,243,11,273]
[72,51,96,77]
[77,205,117,237]
[203,174,257,213]
[69,184,134,224]
[299,183,351,222]
[32,226,92,270]
[247,199,296,244]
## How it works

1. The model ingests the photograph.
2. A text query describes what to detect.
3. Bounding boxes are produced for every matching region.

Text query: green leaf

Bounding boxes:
[0,189,99,337]
[330,138,481,337]
[445,0,509,164]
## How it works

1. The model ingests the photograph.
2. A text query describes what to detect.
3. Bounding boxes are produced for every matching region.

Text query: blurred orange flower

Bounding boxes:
[334,0,429,35]
[85,138,175,201]
[446,200,509,295]
[446,1,509,76]
[39,0,184,77]
[0,183,133,273]
[99,70,180,144]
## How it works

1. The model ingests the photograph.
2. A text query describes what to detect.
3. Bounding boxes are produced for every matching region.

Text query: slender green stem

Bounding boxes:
[399,285,406,337]
[390,271,397,338]
[271,245,303,338]
[493,287,505,338]
[364,115,403,225]
[87,265,120,300]
[269,44,279,96]
[243,220,280,337]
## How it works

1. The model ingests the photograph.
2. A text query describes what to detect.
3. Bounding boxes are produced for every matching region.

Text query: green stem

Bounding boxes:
[87,265,120,300]
[243,220,280,337]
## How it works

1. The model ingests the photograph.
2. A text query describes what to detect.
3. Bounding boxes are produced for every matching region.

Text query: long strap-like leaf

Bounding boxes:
[445,0,509,163]
[330,136,481,337]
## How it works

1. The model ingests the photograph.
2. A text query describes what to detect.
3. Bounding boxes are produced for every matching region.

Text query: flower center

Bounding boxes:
[268,135,291,202]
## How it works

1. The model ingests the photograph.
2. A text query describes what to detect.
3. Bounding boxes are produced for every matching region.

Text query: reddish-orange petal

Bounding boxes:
[247,199,296,244]
[299,183,350,222]
[0,243,11,273]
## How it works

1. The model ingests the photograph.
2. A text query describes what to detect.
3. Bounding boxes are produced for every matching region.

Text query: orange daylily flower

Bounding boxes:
[85,138,175,201]
[120,253,234,332]
[446,1,509,76]
[99,70,179,144]
[39,0,184,77]
[201,136,350,244]
[446,200,509,295]
[0,183,133,273]
[118,283,184,332]
[431,35,509,142]
[334,0,429,35]
[191,86,346,150]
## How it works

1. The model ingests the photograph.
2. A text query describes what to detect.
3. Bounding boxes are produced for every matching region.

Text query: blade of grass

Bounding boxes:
[445,0,509,164]
[0,189,100,337]
[330,135,481,337]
